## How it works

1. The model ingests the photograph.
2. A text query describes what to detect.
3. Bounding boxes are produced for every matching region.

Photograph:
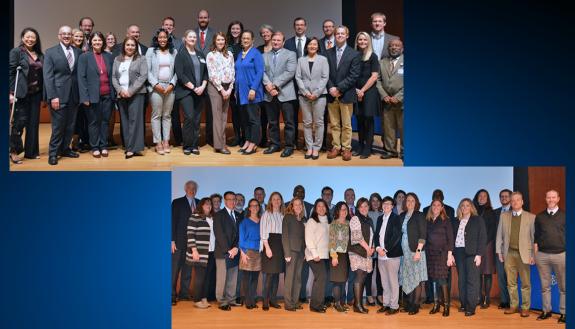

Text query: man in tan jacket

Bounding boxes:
[495,191,535,317]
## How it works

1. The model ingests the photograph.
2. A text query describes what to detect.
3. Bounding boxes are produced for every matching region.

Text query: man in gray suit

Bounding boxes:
[43,26,82,165]
[370,12,399,60]
[262,32,297,157]
[376,39,404,160]
[194,9,214,146]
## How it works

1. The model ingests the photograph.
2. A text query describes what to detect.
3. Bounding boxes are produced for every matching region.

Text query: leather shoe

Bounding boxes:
[498,302,510,309]
[262,305,269,311]
[342,149,352,161]
[504,308,519,315]
[191,149,200,155]
[263,146,280,154]
[360,152,370,159]
[310,306,326,313]
[48,156,58,165]
[183,149,192,155]
[218,305,231,311]
[537,312,552,320]
[304,153,312,159]
[558,314,566,323]
[377,306,389,313]
[327,148,340,159]
[465,311,476,316]
[520,309,530,317]
[352,149,361,157]
[280,148,294,157]
[61,151,79,158]
[386,308,399,315]
[215,148,231,155]
[380,153,394,159]
[270,302,281,309]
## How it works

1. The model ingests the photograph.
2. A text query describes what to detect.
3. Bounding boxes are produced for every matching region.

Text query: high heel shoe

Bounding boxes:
[125,152,134,159]
[10,153,23,164]
[242,146,257,155]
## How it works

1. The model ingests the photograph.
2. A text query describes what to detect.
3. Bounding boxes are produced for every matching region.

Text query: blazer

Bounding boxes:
[145,47,178,92]
[376,54,404,110]
[43,43,81,104]
[234,47,264,105]
[284,36,311,58]
[399,211,427,253]
[171,196,200,250]
[174,48,208,100]
[213,208,239,259]
[195,27,216,56]
[112,42,148,58]
[496,210,535,264]
[282,214,306,257]
[77,51,115,103]
[374,212,403,258]
[452,216,487,257]
[325,45,361,103]
[295,55,329,98]
[262,48,297,102]
[318,36,335,56]
[10,47,44,98]
[112,55,148,96]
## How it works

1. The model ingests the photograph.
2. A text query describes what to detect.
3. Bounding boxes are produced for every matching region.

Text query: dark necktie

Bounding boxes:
[297,38,303,58]
[200,31,205,49]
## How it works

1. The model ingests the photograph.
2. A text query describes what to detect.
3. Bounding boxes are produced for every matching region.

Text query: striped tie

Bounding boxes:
[66,48,74,70]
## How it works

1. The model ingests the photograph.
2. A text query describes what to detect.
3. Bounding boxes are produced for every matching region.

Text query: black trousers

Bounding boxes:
[230,95,245,145]
[193,265,209,302]
[9,91,41,157]
[241,270,259,307]
[241,103,261,145]
[171,247,192,300]
[293,100,300,147]
[265,97,295,149]
[170,99,183,145]
[300,260,309,300]
[454,247,480,313]
[202,96,213,146]
[365,258,383,297]
[262,272,279,305]
[356,115,374,155]
[180,93,204,150]
[85,95,113,151]
[48,102,79,157]
[308,259,327,309]
[260,102,268,146]
[118,95,145,153]
[75,103,89,146]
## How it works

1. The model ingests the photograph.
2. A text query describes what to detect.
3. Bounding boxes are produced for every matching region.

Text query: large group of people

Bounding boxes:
[172,182,566,322]
[9,10,404,165]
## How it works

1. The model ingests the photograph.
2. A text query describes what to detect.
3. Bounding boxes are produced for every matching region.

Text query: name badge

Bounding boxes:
[397,68,404,75]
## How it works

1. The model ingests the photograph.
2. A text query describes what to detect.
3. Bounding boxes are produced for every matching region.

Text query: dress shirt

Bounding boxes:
[455,218,469,247]
[60,43,75,68]
[296,35,307,57]
[512,209,523,216]
[206,217,215,252]
[547,206,559,216]
[371,32,385,60]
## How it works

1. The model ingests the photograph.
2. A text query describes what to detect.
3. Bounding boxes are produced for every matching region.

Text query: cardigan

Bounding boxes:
[399,211,427,253]
[305,215,330,261]
[234,47,264,105]
[186,214,213,266]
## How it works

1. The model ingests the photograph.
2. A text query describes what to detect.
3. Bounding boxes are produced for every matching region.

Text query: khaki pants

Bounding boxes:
[504,249,531,310]
[535,251,565,314]
[327,100,353,150]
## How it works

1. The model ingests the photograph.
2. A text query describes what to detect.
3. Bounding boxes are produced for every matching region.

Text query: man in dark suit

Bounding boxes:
[493,188,512,309]
[74,17,96,153]
[43,25,82,165]
[171,180,200,305]
[214,191,240,310]
[151,16,183,51]
[325,25,360,161]
[321,186,335,217]
[370,12,399,60]
[318,19,336,151]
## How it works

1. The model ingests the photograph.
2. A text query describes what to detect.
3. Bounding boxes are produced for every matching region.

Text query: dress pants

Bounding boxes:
[496,257,510,304]
[149,87,174,143]
[381,106,403,156]
[202,96,213,146]
[241,103,261,145]
[215,259,238,306]
[504,248,531,310]
[285,251,304,308]
[365,257,383,298]
[85,95,113,151]
[9,91,42,157]
[300,260,309,300]
[378,257,401,310]
[75,103,89,147]
[265,97,295,149]
[207,83,231,150]
[171,248,192,299]
[308,260,327,309]
[170,99,183,145]
[118,94,145,153]
[299,96,326,152]
[535,251,565,314]
[293,100,300,147]
[230,94,245,145]
[48,102,79,157]
[180,93,204,150]
[454,247,481,313]
[193,265,209,302]
[327,99,353,151]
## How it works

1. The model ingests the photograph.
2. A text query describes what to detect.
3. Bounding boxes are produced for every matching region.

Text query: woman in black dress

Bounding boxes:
[473,189,497,308]
[353,31,380,159]
[226,20,245,147]
[329,201,350,312]
[260,191,285,310]
[425,200,455,316]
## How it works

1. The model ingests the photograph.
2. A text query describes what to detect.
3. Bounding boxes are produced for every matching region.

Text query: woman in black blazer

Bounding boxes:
[174,30,208,155]
[78,31,115,158]
[281,198,306,311]
[9,27,44,164]
[472,189,497,308]
[452,198,487,316]
[398,192,428,315]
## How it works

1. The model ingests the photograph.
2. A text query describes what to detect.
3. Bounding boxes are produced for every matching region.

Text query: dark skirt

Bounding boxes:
[480,241,496,274]
[261,233,284,274]
[426,249,450,280]
[355,87,380,117]
[329,252,349,283]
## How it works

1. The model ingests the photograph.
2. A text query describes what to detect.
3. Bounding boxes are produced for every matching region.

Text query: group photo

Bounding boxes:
[9,0,404,170]
[170,166,565,328]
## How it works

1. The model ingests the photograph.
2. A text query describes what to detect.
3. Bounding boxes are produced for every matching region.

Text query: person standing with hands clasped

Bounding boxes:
[282,198,307,311]
[305,199,330,313]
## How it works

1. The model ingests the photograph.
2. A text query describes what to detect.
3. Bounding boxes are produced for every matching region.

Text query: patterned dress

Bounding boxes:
[400,213,428,294]
[348,216,373,272]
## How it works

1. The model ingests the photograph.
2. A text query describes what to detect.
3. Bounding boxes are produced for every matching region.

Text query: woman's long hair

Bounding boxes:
[19,27,43,55]
[151,28,174,54]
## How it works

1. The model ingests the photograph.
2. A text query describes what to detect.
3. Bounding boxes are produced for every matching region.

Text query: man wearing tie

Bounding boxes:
[493,189,512,309]
[262,32,297,157]
[345,188,356,216]
[43,26,82,165]
[194,9,214,146]
[321,186,335,217]
[214,191,241,310]
[376,39,404,160]
[319,19,336,152]
[495,191,535,318]
[78,17,94,52]
[370,12,399,60]
[171,180,200,305]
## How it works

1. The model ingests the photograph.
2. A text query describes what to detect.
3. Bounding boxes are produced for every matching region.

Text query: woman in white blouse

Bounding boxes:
[260,191,285,311]
[305,199,330,313]
[206,32,235,154]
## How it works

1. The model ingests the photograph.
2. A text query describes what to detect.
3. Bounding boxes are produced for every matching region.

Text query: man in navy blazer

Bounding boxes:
[171,180,200,305]
[43,25,82,165]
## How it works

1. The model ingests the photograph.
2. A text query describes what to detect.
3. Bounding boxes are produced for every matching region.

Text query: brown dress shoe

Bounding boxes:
[504,308,519,315]
[342,149,352,161]
[520,309,530,317]
[327,148,341,159]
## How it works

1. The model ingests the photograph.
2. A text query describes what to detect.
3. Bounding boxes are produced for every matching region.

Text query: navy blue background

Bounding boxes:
[2,1,573,328]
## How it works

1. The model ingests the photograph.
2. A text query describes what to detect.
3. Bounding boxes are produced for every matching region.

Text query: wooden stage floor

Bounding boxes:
[172,299,564,329]
[9,124,403,171]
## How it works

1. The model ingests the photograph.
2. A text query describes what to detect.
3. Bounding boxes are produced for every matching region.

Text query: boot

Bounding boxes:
[353,283,368,314]
[441,285,450,317]
[429,282,440,314]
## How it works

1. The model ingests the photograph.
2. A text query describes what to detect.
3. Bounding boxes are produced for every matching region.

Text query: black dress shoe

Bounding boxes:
[558,314,566,323]
[458,306,466,312]
[377,306,390,313]
[312,154,319,160]
[299,298,308,304]
[380,153,394,159]
[310,306,326,313]
[465,311,476,316]
[386,308,399,315]
[284,307,296,312]
[352,149,361,157]
[280,148,294,157]
[48,156,58,165]
[183,148,192,155]
[537,312,552,320]
[295,303,304,309]
[61,151,80,158]
[480,302,489,309]
[263,146,280,154]
[215,148,231,155]
[191,149,200,155]
[171,298,177,305]
[304,153,312,159]
[133,152,144,156]
[219,305,231,311]
[270,302,281,309]
[242,148,257,155]
[262,305,269,311]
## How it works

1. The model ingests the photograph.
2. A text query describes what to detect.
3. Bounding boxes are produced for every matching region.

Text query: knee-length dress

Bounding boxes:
[348,215,373,273]
[400,213,428,294]
[354,53,381,118]
[425,217,454,280]
[329,221,350,282]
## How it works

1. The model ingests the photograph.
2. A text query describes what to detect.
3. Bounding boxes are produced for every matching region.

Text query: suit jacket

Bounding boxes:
[318,36,335,56]
[375,32,400,59]
[10,47,44,98]
[213,208,240,260]
[171,196,200,250]
[325,45,361,103]
[284,36,311,59]
[43,43,81,104]
[77,51,115,103]
[399,211,427,253]
[145,47,178,92]
[282,214,306,256]
[262,48,297,102]
[376,54,404,110]
[195,27,215,56]
[295,55,329,97]
[374,212,403,258]
[452,215,487,257]
[112,55,148,96]
[496,210,535,264]
[112,42,148,58]
[174,49,208,100]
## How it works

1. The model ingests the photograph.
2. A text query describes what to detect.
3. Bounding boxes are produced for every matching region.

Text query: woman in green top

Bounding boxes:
[329,201,351,312]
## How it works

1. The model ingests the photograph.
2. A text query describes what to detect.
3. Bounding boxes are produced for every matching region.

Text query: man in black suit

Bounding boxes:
[318,19,336,151]
[43,25,82,165]
[321,186,335,217]
[493,188,512,309]
[192,9,214,147]
[325,26,360,161]
[74,17,96,153]
[214,191,240,310]
[171,180,200,305]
